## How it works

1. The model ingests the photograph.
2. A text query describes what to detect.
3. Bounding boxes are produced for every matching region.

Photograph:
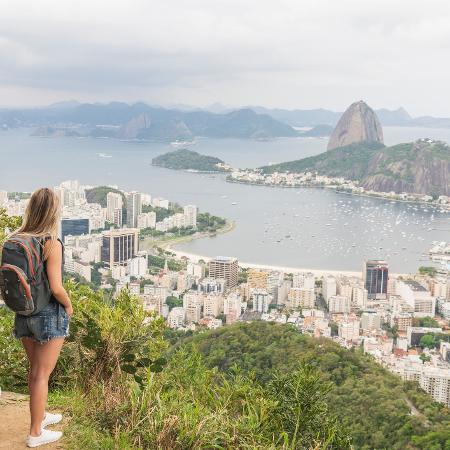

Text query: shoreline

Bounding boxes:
[226,178,450,211]
[167,246,410,277]
[141,219,236,253]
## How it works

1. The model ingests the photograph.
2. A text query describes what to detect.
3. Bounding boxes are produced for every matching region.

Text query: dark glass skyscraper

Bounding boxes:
[364,260,388,299]
[61,218,90,242]
[101,228,139,267]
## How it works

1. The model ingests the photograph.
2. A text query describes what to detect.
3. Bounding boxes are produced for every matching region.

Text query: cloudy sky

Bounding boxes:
[1,0,450,116]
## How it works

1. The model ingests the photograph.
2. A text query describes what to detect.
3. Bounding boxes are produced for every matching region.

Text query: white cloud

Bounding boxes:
[1,0,450,115]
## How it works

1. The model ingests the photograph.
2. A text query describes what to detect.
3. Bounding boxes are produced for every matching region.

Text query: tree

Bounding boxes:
[0,208,22,246]
[166,295,183,310]
[419,334,435,349]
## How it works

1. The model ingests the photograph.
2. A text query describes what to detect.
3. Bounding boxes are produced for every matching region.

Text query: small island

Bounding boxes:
[151,149,230,172]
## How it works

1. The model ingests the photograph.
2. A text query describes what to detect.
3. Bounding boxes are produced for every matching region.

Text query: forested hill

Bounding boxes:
[152,149,226,172]
[180,321,450,450]
[261,139,450,196]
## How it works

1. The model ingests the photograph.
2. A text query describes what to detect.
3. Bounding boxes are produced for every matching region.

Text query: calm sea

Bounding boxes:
[1,127,449,272]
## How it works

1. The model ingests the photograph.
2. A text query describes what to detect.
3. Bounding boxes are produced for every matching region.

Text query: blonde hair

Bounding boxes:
[14,187,61,259]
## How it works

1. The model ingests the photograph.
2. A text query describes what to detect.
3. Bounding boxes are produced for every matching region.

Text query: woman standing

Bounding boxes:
[9,188,72,447]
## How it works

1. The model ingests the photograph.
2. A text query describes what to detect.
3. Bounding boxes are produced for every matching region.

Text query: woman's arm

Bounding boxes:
[44,239,73,316]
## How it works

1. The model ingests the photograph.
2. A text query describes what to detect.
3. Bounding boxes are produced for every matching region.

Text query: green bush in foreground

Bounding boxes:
[0,283,351,449]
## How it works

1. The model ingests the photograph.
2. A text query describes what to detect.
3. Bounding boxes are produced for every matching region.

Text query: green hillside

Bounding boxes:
[85,185,126,207]
[261,139,450,196]
[261,141,384,178]
[152,149,226,172]
[181,322,450,450]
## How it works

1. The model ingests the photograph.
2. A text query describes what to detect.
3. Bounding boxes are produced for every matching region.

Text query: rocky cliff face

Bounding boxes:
[362,139,450,195]
[327,100,384,150]
[117,113,152,139]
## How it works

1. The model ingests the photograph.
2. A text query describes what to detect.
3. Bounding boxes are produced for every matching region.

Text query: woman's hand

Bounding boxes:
[64,303,74,317]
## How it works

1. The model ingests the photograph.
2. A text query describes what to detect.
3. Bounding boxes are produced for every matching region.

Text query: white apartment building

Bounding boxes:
[126,191,142,228]
[64,259,92,282]
[323,276,337,303]
[137,211,156,229]
[224,293,243,323]
[183,205,198,228]
[106,192,123,223]
[140,193,152,206]
[0,190,7,206]
[360,310,381,330]
[352,285,368,309]
[252,289,271,313]
[267,271,283,297]
[203,294,224,317]
[287,287,315,309]
[403,365,450,407]
[143,285,168,299]
[339,320,360,342]
[292,272,315,289]
[328,295,351,314]
[396,279,436,317]
[187,262,205,279]
[183,293,203,324]
[168,307,185,328]
[152,197,169,209]
[128,255,148,278]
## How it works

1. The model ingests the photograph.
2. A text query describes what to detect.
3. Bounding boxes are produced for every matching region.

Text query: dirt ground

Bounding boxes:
[0,392,64,449]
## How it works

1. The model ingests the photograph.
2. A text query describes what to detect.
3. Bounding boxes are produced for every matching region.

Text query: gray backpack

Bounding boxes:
[0,235,51,316]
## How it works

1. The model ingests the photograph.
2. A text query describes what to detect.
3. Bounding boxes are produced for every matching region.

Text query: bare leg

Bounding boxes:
[29,338,65,437]
[21,337,36,393]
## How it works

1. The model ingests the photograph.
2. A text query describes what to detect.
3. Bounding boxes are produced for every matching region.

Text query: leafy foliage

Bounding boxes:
[181,321,450,450]
[85,186,126,208]
[152,149,226,172]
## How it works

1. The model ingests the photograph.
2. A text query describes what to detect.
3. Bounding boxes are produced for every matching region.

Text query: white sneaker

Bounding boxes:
[26,429,63,447]
[42,411,63,428]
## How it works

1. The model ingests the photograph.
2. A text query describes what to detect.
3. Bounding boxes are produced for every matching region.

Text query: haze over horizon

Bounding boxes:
[2,0,450,116]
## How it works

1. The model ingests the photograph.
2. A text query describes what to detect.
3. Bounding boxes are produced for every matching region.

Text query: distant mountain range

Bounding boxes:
[251,105,450,128]
[2,101,450,142]
[0,102,297,141]
[261,139,450,196]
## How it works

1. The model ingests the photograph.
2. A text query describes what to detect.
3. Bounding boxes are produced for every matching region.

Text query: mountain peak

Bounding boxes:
[327,101,384,151]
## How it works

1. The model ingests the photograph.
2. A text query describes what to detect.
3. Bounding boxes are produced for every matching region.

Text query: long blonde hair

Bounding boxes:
[14,187,61,259]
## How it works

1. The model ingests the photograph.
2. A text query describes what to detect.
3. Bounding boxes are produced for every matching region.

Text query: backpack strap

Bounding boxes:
[8,235,41,280]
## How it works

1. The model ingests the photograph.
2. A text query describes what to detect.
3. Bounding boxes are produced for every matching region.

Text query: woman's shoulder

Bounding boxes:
[43,237,63,260]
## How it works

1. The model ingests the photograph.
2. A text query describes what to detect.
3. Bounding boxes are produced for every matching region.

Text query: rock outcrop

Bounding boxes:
[362,139,450,195]
[117,113,152,139]
[327,100,383,150]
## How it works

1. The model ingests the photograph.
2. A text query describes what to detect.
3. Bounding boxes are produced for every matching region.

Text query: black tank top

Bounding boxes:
[41,237,65,304]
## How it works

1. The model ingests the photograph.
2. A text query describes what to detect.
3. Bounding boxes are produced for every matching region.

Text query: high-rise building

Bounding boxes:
[113,208,123,227]
[364,260,388,300]
[106,192,123,223]
[101,228,139,267]
[252,289,271,313]
[61,218,90,242]
[396,279,436,317]
[0,190,7,206]
[126,192,142,228]
[183,205,198,228]
[293,272,315,289]
[360,310,381,330]
[168,307,185,329]
[287,287,315,309]
[328,295,351,314]
[183,293,203,324]
[323,276,337,302]
[209,256,238,289]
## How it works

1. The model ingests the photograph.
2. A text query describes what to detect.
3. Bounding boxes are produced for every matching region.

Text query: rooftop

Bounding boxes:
[402,280,428,292]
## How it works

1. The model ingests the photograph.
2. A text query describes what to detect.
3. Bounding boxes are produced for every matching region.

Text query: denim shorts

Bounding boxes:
[14,301,70,344]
